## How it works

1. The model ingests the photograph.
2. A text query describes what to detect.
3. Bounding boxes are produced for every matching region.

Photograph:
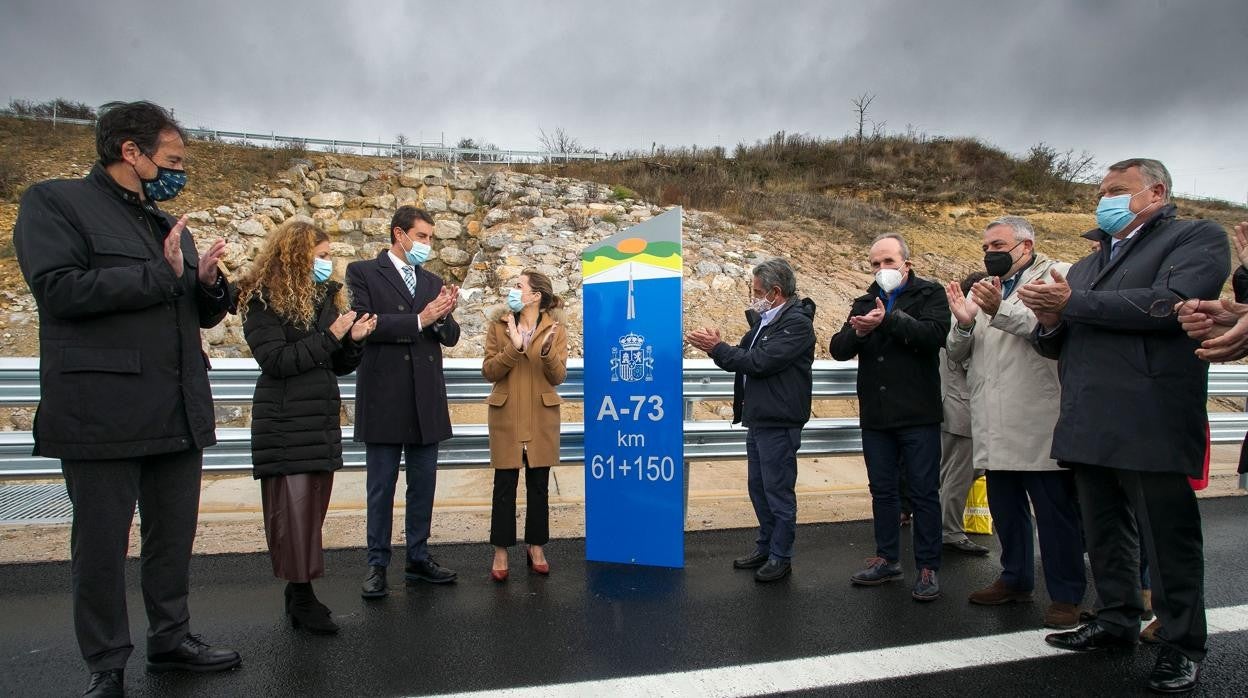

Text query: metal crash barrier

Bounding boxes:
[2,358,1247,483]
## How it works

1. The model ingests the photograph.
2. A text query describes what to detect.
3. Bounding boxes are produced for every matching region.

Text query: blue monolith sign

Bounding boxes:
[582,207,684,567]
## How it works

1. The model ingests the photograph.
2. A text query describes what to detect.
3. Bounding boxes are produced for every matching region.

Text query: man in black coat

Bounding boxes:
[830,233,950,602]
[1020,159,1228,694]
[687,258,816,583]
[13,101,240,696]
[347,206,461,596]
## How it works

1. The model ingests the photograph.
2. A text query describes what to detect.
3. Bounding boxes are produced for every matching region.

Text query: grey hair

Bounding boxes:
[753,257,798,297]
[870,232,910,260]
[985,215,1035,242]
[1108,158,1172,202]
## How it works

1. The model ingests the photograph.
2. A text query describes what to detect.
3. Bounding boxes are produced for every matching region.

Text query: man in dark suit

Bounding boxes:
[13,101,240,696]
[346,206,461,597]
[830,233,950,602]
[1019,158,1228,694]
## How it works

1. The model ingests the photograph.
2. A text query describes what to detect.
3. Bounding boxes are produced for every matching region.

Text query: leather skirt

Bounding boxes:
[260,472,334,582]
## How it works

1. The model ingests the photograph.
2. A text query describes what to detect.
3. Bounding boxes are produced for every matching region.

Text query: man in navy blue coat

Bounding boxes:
[347,206,461,597]
[687,258,816,583]
[1020,159,1228,694]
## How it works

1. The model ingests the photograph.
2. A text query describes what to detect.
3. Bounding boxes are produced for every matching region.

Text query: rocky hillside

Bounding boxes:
[156,159,1106,363]
[2,117,1244,367]
[168,159,755,359]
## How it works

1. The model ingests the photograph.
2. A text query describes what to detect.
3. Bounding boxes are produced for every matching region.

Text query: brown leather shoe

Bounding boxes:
[1140,618,1162,644]
[1044,602,1081,629]
[968,579,1033,606]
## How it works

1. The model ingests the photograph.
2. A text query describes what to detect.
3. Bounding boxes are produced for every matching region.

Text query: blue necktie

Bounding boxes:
[401,265,417,296]
[1002,277,1017,298]
[1109,239,1126,262]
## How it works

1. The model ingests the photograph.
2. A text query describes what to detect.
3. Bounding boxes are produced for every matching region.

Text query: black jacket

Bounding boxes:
[1033,205,1229,477]
[244,283,363,479]
[709,297,816,428]
[13,164,230,459]
[829,273,950,430]
[346,252,460,444]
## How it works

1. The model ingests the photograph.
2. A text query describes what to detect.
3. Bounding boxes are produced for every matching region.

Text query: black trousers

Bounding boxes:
[1072,463,1206,661]
[489,453,550,547]
[62,449,203,673]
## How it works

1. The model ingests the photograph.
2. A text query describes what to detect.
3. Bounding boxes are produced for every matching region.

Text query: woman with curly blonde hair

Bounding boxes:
[237,220,376,634]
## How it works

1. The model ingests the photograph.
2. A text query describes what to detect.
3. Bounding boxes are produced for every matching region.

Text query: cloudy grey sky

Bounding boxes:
[3,0,1247,201]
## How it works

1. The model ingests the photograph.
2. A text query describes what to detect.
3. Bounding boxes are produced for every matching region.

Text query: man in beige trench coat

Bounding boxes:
[946,216,1086,630]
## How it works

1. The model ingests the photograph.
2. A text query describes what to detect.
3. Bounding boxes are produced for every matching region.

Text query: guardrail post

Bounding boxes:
[683,398,695,525]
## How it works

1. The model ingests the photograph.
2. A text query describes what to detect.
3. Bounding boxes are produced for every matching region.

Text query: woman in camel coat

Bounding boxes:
[482,269,568,581]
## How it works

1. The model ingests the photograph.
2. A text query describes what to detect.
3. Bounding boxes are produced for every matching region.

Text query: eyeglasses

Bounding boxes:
[1114,267,1189,318]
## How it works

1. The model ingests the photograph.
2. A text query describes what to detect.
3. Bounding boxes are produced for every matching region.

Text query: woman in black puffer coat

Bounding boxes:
[238,220,376,634]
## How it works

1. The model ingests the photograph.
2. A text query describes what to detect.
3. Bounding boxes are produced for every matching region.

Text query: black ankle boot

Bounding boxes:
[286,581,331,615]
[288,582,338,635]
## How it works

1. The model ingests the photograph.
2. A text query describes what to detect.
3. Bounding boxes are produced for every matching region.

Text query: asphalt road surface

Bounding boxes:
[1,496,1244,697]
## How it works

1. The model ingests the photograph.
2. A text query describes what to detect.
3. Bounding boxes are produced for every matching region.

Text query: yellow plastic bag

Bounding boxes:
[963,475,993,535]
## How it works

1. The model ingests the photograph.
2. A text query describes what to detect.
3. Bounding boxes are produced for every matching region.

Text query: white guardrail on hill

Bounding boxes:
[4,113,613,164]
[2,358,1248,480]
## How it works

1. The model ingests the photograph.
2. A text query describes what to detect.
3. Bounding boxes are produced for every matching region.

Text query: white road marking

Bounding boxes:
[430,604,1248,698]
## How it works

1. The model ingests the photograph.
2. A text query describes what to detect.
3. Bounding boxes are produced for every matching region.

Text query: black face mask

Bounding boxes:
[983,241,1024,277]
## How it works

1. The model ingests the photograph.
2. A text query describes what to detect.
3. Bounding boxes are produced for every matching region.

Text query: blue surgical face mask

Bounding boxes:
[139,153,187,201]
[507,288,525,311]
[312,257,333,283]
[1096,188,1151,236]
[402,232,431,266]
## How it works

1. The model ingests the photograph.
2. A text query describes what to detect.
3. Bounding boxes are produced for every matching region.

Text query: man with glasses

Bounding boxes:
[687,258,816,583]
[347,206,462,597]
[945,217,1085,630]
[1017,159,1228,694]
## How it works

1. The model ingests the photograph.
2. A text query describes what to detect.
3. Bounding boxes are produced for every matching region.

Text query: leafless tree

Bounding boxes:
[1027,143,1100,184]
[393,132,411,158]
[538,127,582,154]
[851,92,875,148]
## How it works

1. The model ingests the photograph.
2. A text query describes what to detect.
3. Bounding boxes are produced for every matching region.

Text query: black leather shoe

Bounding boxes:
[732,550,768,569]
[361,565,388,599]
[943,537,990,556]
[1044,623,1136,652]
[146,634,241,673]
[754,558,791,583]
[1148,647,1200,694]
[405,557,457,584]
[83,668,123,697]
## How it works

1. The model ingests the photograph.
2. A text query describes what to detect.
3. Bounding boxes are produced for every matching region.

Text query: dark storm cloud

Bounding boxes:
[2,0,1246,199]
